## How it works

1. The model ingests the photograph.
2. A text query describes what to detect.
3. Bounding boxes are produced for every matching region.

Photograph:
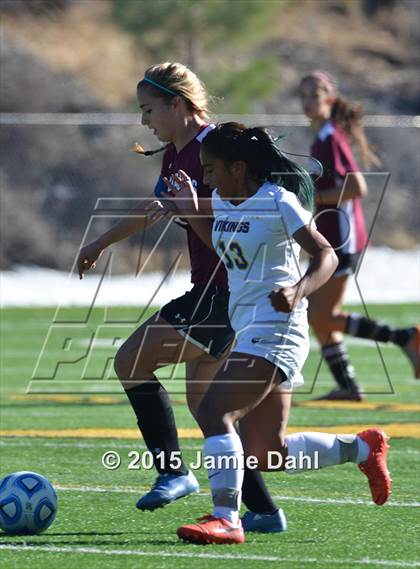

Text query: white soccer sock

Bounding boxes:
[284,432,370,474]
[203,432,244,524]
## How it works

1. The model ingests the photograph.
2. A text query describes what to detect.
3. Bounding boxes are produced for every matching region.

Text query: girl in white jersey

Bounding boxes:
[165,122,392,545]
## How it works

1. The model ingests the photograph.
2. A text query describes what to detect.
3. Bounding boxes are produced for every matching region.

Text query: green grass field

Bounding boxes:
[1,304,419,569]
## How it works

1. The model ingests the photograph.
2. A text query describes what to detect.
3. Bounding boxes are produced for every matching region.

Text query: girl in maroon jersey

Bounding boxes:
[299,70,419,400]
[77,62,285,532]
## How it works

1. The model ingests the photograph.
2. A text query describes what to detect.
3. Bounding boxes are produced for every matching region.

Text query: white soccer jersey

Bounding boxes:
[211,181,313,333]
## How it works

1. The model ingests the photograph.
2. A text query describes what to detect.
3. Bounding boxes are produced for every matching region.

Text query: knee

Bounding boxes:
[113,344,138,384]
[186,396,198,421]
[114,335,158,382]
[114,346,127,379]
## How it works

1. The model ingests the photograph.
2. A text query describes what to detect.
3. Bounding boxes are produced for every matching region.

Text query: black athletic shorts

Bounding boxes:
[159,284,235,359]
[334,251,362,277]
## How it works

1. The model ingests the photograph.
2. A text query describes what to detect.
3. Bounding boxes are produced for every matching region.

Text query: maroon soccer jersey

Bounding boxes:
[311,121,367,254]
[155,124,228,288]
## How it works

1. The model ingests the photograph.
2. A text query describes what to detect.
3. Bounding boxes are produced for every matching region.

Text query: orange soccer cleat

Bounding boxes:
[357,428,392,506]
[177,514,245,545]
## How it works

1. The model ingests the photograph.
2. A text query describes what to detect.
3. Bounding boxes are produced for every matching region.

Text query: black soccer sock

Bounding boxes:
[322,342,359,392]
[125,380,188,476]
[242,466,278,515]
[346,313,414,347]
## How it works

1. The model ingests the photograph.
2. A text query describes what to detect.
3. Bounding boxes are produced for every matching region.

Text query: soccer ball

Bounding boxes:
[0,471,57,534]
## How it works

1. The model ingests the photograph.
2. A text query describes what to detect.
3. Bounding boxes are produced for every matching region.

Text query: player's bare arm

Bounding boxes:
[315,171,368,205]
[77,193,169,279]
[270,225,338,313]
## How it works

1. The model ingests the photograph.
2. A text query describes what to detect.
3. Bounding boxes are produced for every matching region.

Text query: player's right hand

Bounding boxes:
[77,241,103,280]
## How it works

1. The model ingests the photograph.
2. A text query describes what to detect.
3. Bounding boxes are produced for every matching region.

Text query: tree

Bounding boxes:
[112,0,283,112]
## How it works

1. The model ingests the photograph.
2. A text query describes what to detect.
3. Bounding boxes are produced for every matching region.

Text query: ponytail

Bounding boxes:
[331,97,381,168]
[134,142,170,157]
[261,133,314,210]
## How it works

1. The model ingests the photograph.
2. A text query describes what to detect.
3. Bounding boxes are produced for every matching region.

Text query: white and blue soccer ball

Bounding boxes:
[0,471,57,534]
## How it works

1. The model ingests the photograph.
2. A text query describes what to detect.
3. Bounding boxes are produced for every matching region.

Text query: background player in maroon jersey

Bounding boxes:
[299,70,419,400]
[77,62,286,532]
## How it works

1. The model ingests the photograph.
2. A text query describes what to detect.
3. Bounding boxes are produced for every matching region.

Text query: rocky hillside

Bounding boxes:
[0,0,418,271]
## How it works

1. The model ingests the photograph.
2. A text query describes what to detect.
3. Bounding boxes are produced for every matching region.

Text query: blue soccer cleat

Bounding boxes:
[136,470,200,511]
[241,508,287,533]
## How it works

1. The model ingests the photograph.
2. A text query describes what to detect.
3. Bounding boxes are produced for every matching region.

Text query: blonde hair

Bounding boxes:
[300,71,381,168]
[138,62,210,120]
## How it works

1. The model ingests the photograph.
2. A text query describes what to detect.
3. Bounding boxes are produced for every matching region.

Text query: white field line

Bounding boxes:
[0,544,419,568]
[269,495,420,508]
[52,484,420,508]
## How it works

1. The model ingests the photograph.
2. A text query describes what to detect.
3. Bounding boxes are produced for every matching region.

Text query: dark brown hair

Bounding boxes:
[202,122,314,209]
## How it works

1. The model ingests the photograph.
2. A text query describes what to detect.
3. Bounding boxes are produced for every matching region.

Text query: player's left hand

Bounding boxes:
[163,170,199,213]
[269,286,301,312]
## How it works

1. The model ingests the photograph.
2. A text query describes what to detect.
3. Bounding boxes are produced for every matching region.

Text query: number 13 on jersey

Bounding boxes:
[217,240,249,270]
